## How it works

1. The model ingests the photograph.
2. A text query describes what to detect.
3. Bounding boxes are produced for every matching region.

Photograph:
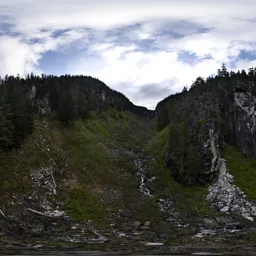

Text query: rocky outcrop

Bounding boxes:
[156,78,256,185]
[28,86,51,115]
[232,90,256,157]
[207,158,256,221]
[35,94,51,116]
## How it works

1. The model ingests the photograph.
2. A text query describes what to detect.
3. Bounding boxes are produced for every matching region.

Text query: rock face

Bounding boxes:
[35,94,51,116]
[162,92,222,185]
[156,77,256,185]
[28,86,51,115]
[232,90,256,157]
[207,158,256,221]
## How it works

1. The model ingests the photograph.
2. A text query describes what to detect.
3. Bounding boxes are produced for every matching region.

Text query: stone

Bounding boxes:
[117,232,127,238]
[145,242,163,246]
[220,206,229,212]
[130,221,142,228]
[207,158,256,220]
[144,221,151,226]
[133,232,144,236]
[194,229,217,238]
[242,214,254,222]
[203,218,220,229]
[140,225,150,230]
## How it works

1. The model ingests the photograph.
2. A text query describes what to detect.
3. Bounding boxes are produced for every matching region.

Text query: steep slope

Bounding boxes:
[0,109,162,245]
[156,73,256,185]
[155,68,256,222]
[0,74,153,153]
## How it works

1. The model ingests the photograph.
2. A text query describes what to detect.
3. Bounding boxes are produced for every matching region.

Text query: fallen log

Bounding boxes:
[0,209,6,218]
[27,208,65,218]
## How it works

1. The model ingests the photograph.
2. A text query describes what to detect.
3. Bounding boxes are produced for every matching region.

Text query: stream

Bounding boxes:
[134,158,152,197]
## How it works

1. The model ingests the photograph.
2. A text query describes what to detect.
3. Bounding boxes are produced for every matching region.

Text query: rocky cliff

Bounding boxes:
[156,74,256,186]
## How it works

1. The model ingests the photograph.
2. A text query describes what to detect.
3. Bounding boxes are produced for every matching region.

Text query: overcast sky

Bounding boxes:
[1,0,256,109]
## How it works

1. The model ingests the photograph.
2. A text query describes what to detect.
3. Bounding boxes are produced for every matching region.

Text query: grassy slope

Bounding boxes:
[223,146,256,200]
[144,127,256,216]
[144,125,214,216]
[0,109,162,225]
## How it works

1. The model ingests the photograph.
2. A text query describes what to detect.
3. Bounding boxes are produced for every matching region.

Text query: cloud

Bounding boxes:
[137,82,175,99]
[0,36,38,75]
[0,0,256,109]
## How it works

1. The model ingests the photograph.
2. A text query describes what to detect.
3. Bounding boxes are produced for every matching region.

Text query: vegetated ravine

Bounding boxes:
[0,66,256,254]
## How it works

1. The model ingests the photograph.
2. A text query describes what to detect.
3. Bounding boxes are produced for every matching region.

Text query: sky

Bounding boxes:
[1,1,256,109]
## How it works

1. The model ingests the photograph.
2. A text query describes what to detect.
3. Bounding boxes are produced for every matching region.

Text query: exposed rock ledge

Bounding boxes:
[207,158,256,221]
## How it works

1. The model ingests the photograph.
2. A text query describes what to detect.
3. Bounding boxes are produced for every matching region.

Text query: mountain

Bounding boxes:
[156,66,256,185]
[0,69,256,252]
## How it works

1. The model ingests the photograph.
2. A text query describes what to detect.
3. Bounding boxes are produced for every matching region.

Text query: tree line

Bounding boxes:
[0,74,151,152]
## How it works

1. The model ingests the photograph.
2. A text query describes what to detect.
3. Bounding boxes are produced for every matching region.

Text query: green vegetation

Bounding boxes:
[0,119,50,204]
[66,186,106,221]
[223,146,256,199]
[155,64,256,186]
[144,126,213,216]
[0,74,152,153]
[0,108,158,224]
[56,109,155,221]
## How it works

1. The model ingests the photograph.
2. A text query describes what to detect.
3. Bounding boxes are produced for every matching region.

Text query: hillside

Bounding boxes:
[0,70,256,253]
[156,66,256,185]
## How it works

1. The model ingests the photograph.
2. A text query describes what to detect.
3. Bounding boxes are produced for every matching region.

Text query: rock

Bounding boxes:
[144,221,151,226]
[117,232,127,238]
[31,224,44,235]
[203,218,220,229]
[220,206,229,212]
[159,79,256,186]
[35,93,51,115]
[33,244,42,248]
[242,214,254,222]
[133,232,144,236]
[140,226,150,230]
[158,198,173,212]
[139,221,151,230]
[145,242,163,246]
[45,210,65,217]
[194,229,217,238]
[233,91,256,157]
[130,220,142,228]
[207,158,256,219]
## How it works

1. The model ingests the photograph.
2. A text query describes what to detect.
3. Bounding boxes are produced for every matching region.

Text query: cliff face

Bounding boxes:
[156,76,256,186]
[232,89,256,157]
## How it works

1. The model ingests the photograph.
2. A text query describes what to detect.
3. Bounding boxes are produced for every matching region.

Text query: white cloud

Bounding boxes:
[0,0,256,109]
[0,36,38,75]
